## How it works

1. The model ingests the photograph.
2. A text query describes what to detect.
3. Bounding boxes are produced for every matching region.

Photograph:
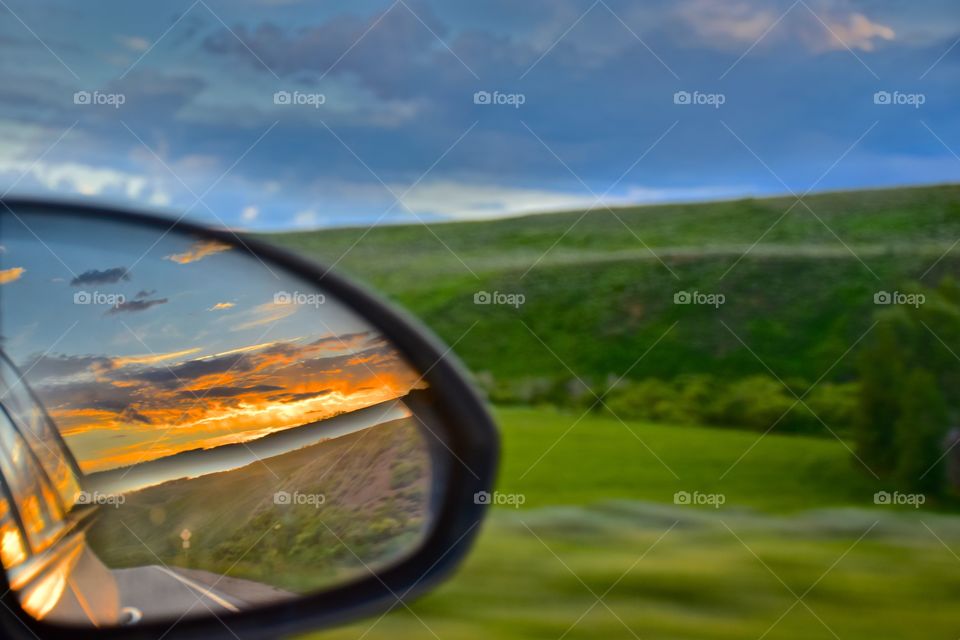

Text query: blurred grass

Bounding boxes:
[494,407,880,512]
[309,506,960,640]
[300,408,960,640]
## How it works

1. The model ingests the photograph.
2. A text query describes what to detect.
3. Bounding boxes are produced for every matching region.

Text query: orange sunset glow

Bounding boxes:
[32,331,422,474]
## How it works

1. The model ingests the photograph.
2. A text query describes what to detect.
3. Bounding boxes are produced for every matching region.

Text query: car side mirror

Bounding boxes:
[0,198,498,639]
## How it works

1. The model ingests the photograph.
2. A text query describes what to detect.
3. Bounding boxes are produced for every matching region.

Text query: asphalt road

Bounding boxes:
[113,565,293,623]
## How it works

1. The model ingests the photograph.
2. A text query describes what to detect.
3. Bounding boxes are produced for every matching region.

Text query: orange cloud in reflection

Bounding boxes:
[202,340,288,358]
[165,239,231,264]
[209,302,235,311]
[230,301,297,331]
[0,267,25,284]
[32,332,423,474]
[111,347,202,367]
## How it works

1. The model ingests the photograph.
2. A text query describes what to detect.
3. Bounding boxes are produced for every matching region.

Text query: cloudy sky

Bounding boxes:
[0,0,957,228]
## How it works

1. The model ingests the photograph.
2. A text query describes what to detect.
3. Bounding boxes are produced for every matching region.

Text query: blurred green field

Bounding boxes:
[269,184,960,638]
[310,507,960,640]
[305,408,960,640]
[494,407,880,512]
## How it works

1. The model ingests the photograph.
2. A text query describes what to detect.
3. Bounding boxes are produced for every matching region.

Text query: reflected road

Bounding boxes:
[113,565,293,622]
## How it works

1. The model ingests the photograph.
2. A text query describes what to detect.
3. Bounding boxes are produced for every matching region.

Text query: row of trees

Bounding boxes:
[475,370,859,435]
[854,279,960,496]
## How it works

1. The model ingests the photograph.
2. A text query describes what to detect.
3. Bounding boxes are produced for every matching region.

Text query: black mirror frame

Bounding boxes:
[0,197,499,640]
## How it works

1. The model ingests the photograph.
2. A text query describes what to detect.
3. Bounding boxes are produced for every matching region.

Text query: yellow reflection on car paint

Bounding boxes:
[0,528,26,567]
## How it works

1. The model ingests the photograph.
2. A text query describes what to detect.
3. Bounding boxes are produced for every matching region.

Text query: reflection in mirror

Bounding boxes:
[0,209,444,627]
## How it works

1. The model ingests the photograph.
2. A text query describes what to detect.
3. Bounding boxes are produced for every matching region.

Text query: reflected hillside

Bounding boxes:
[88,413,433,596]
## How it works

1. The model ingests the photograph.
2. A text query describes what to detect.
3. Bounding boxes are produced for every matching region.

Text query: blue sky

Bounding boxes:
[0,0,957,229]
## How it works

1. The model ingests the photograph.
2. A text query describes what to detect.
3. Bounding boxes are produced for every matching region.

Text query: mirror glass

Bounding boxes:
[0,207,445,627]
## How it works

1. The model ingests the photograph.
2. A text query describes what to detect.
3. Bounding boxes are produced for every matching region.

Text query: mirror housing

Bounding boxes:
[0,197,499,640]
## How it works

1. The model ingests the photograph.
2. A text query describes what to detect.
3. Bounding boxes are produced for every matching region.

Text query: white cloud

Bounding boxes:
[816,13,895,53]
[677,0,894,53]
[0,155,172,207]
[293,209,318,227]
[241,205,259,222]
[678,1,779,45]
[148,190,172,207]
[397,181,747,221]
[117,36,150,53]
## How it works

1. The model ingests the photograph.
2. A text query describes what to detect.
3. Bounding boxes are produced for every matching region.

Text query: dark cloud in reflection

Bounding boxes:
[119,406,153,425]
[106,297,169,314]
[44,380,139,415]
[179,384,284,399]
[131,352,251,386]
[310,331,373,351]
[70,267,130,286]
[23,354,112,380]
[268,389,334,404]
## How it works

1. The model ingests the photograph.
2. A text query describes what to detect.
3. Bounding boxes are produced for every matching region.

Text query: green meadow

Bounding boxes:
[307,409,960,640]
[492,407,878,512]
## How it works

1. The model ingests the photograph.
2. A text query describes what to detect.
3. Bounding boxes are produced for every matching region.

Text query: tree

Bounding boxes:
[893,369,948,494]
[854,278,960,497]
[854,318,905,475]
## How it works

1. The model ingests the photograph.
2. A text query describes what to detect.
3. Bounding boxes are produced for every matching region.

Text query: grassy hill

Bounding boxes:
[265,184,960,385]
